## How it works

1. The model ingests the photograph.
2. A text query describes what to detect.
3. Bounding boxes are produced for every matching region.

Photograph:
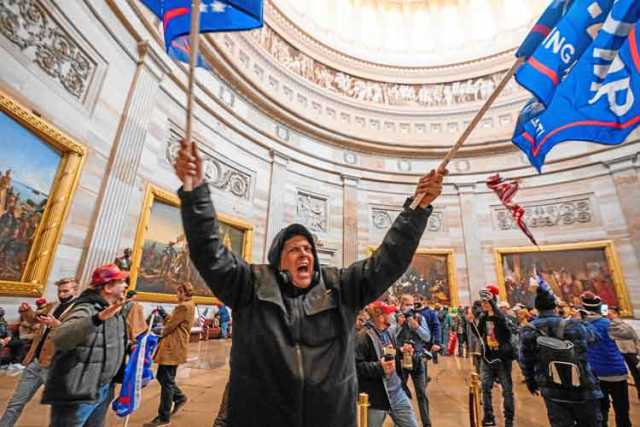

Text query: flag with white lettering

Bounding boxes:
[516,0,574,59]
[513,0,640,172]
[141,0,263,66]
[515,0,614,106]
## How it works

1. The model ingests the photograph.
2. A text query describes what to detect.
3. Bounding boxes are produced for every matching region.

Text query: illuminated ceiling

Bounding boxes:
[271,0,548,67]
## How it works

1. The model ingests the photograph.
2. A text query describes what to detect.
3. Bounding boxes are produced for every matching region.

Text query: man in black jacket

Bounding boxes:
[356,301,418,427]
[174,140,446,427]
[476,285,515,427]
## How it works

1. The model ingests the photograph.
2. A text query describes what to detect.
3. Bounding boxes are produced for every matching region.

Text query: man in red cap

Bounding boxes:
[355,301,418,427]
[42,264,129,427]
[477,284,516,427]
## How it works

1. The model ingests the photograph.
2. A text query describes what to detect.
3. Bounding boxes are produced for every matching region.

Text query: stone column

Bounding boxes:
[606,155,640,263]
[342,174,360,267]
[263,150,289,262]
[456,183,485,299]
[79,42,168,283]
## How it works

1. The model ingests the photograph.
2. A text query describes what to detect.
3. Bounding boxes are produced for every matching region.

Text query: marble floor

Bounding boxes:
[0,340,638,426]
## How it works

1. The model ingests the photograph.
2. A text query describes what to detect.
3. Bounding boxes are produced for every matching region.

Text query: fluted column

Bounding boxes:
[263,150,289,262]
[80,42,168,283]
[342,174,360,267]
[456,183,484,299]
[606,155,640,263]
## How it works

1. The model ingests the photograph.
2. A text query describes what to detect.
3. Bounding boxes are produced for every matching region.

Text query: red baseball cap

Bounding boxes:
[485,283,500,297]
[91,264,129,287]
[369,301,398,315]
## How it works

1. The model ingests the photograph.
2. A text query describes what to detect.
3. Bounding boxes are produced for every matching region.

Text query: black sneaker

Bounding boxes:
[143,417,171,426]
[482,418,497,427]
[172,397,188,415]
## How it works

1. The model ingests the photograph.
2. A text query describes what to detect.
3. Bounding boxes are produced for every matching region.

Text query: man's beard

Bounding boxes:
[59,295,73,304]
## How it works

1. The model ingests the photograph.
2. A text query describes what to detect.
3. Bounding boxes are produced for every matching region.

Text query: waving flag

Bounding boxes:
[516,0,574,59]
[513,0,640,171]
[112,332,159,417]
[141,0,263,65]
[515,0,614,106]
[198,307,209,326]
[486,174,538,246]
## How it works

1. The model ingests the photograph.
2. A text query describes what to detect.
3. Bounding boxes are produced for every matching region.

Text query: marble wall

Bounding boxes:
[0,0,638,321]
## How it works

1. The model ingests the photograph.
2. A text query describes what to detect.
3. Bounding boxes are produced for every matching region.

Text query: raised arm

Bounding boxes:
[176,140,254,310]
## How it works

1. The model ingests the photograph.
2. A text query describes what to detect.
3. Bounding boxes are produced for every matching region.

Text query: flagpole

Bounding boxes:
[410,56,525,210]
[184,0,202,192]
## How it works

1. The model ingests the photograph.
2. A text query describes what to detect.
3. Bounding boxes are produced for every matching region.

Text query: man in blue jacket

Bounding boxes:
[520,281,603,427]
[581,292,632,427]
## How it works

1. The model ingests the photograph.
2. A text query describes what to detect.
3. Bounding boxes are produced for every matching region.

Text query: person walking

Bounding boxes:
[145,283,196,426]
[0,278,78,427]
[42,264,129,427]
[608,306,640,401]
[520,281,603,427]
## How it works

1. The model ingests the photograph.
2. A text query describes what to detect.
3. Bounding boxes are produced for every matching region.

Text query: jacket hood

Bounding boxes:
[267,223,321,286]
[75,288,109,308]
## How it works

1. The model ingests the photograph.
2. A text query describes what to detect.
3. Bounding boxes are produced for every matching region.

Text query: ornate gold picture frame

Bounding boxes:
[366,247,459,307]
[129,184,253,304]
[0,90,86,297]
[495,241,632,316]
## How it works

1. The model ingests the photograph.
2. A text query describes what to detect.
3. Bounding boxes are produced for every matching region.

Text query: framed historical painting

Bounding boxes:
[0,90,86,297]
[129,184,253,304]
[366,247,459,307]
[495,241,632,316]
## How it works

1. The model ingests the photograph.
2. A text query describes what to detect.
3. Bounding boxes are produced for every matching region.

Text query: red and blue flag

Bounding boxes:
[513,0,640,172]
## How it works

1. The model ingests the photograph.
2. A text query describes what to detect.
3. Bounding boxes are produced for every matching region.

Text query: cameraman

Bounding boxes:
[395,294,432,427]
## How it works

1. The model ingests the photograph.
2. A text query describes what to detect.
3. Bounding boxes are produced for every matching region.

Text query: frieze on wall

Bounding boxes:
[250,26,521,108]
[493,197,593,231]
[296,190,328,233]
[0,0,97,101]
[371,207,444,232]
[166,131,251,200]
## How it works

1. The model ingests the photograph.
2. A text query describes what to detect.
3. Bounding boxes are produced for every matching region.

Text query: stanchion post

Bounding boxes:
[357,392,369,427]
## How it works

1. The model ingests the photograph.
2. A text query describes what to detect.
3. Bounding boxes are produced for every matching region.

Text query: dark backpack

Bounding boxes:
[526,319,583,388]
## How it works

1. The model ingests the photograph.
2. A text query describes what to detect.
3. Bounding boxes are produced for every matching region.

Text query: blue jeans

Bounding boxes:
[50,383,114,427]
[367,388,418,427]
[480,359,514,424]
[220,322,229,338]
[0,360,48,427]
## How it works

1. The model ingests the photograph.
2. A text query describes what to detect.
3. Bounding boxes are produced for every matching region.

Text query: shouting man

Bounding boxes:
[174,140,446,427]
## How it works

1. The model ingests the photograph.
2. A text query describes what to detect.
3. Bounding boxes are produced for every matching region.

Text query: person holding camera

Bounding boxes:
[0,278,78,427]
[356,301,418,427]
[477,284,516,427]
[396,294,432,427]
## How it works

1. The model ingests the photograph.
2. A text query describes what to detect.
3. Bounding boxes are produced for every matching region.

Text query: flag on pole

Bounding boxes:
[515,0,614,106]
[513,0,640,171]
[486,174,538,246]
[198,307,209,326]
[112,332,160,417]
[140,0,264,66]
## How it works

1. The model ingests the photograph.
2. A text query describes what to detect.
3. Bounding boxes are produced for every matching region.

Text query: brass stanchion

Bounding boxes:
[357,393,369,427]
[468,372,482,427]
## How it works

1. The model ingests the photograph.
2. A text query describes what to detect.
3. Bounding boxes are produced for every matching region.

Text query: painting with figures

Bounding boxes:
[131,185,253,304]
[496,242,631,315]
[371,248,458,307]
[0,112,61,282]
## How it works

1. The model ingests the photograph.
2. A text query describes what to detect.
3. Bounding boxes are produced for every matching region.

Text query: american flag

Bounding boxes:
[486,174,537,246]
[198,307,209,327]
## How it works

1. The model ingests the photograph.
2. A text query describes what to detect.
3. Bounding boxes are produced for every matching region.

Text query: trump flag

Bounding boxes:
[513,0,640,172]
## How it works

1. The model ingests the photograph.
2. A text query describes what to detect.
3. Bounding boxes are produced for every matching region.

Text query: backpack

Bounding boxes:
[527,319,582,388]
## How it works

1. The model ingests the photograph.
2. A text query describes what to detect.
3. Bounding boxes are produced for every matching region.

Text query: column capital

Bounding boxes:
[603,154,638,174]
[341,174,360,187]
[270,149,289,166]
[137,41,171,81]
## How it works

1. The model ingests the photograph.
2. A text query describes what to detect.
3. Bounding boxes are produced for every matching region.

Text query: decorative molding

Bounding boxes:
[167,128,252,200]
[0,0,99,102]
[296,190,328,233]
[493,196,594,231]
[371,207,445,232]
[249,25,522,109]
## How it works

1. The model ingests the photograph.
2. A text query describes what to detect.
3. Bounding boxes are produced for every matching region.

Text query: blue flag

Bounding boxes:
[112,332,159,417]
[515,0,614,106]
[141,0,263,65]
[168,35,210,68]
[516,0,574,59]
[513,0,640,172]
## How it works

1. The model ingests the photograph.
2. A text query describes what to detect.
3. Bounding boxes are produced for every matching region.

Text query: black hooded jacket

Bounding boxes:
[179,184,432,427]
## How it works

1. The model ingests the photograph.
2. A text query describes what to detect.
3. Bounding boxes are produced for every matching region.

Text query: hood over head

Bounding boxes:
[267,223,322,289]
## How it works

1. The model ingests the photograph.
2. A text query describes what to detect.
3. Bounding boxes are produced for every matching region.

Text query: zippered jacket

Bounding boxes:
[179,183,432,427]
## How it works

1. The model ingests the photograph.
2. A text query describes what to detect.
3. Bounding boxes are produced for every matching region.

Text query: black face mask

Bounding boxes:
[59,295,73,304]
